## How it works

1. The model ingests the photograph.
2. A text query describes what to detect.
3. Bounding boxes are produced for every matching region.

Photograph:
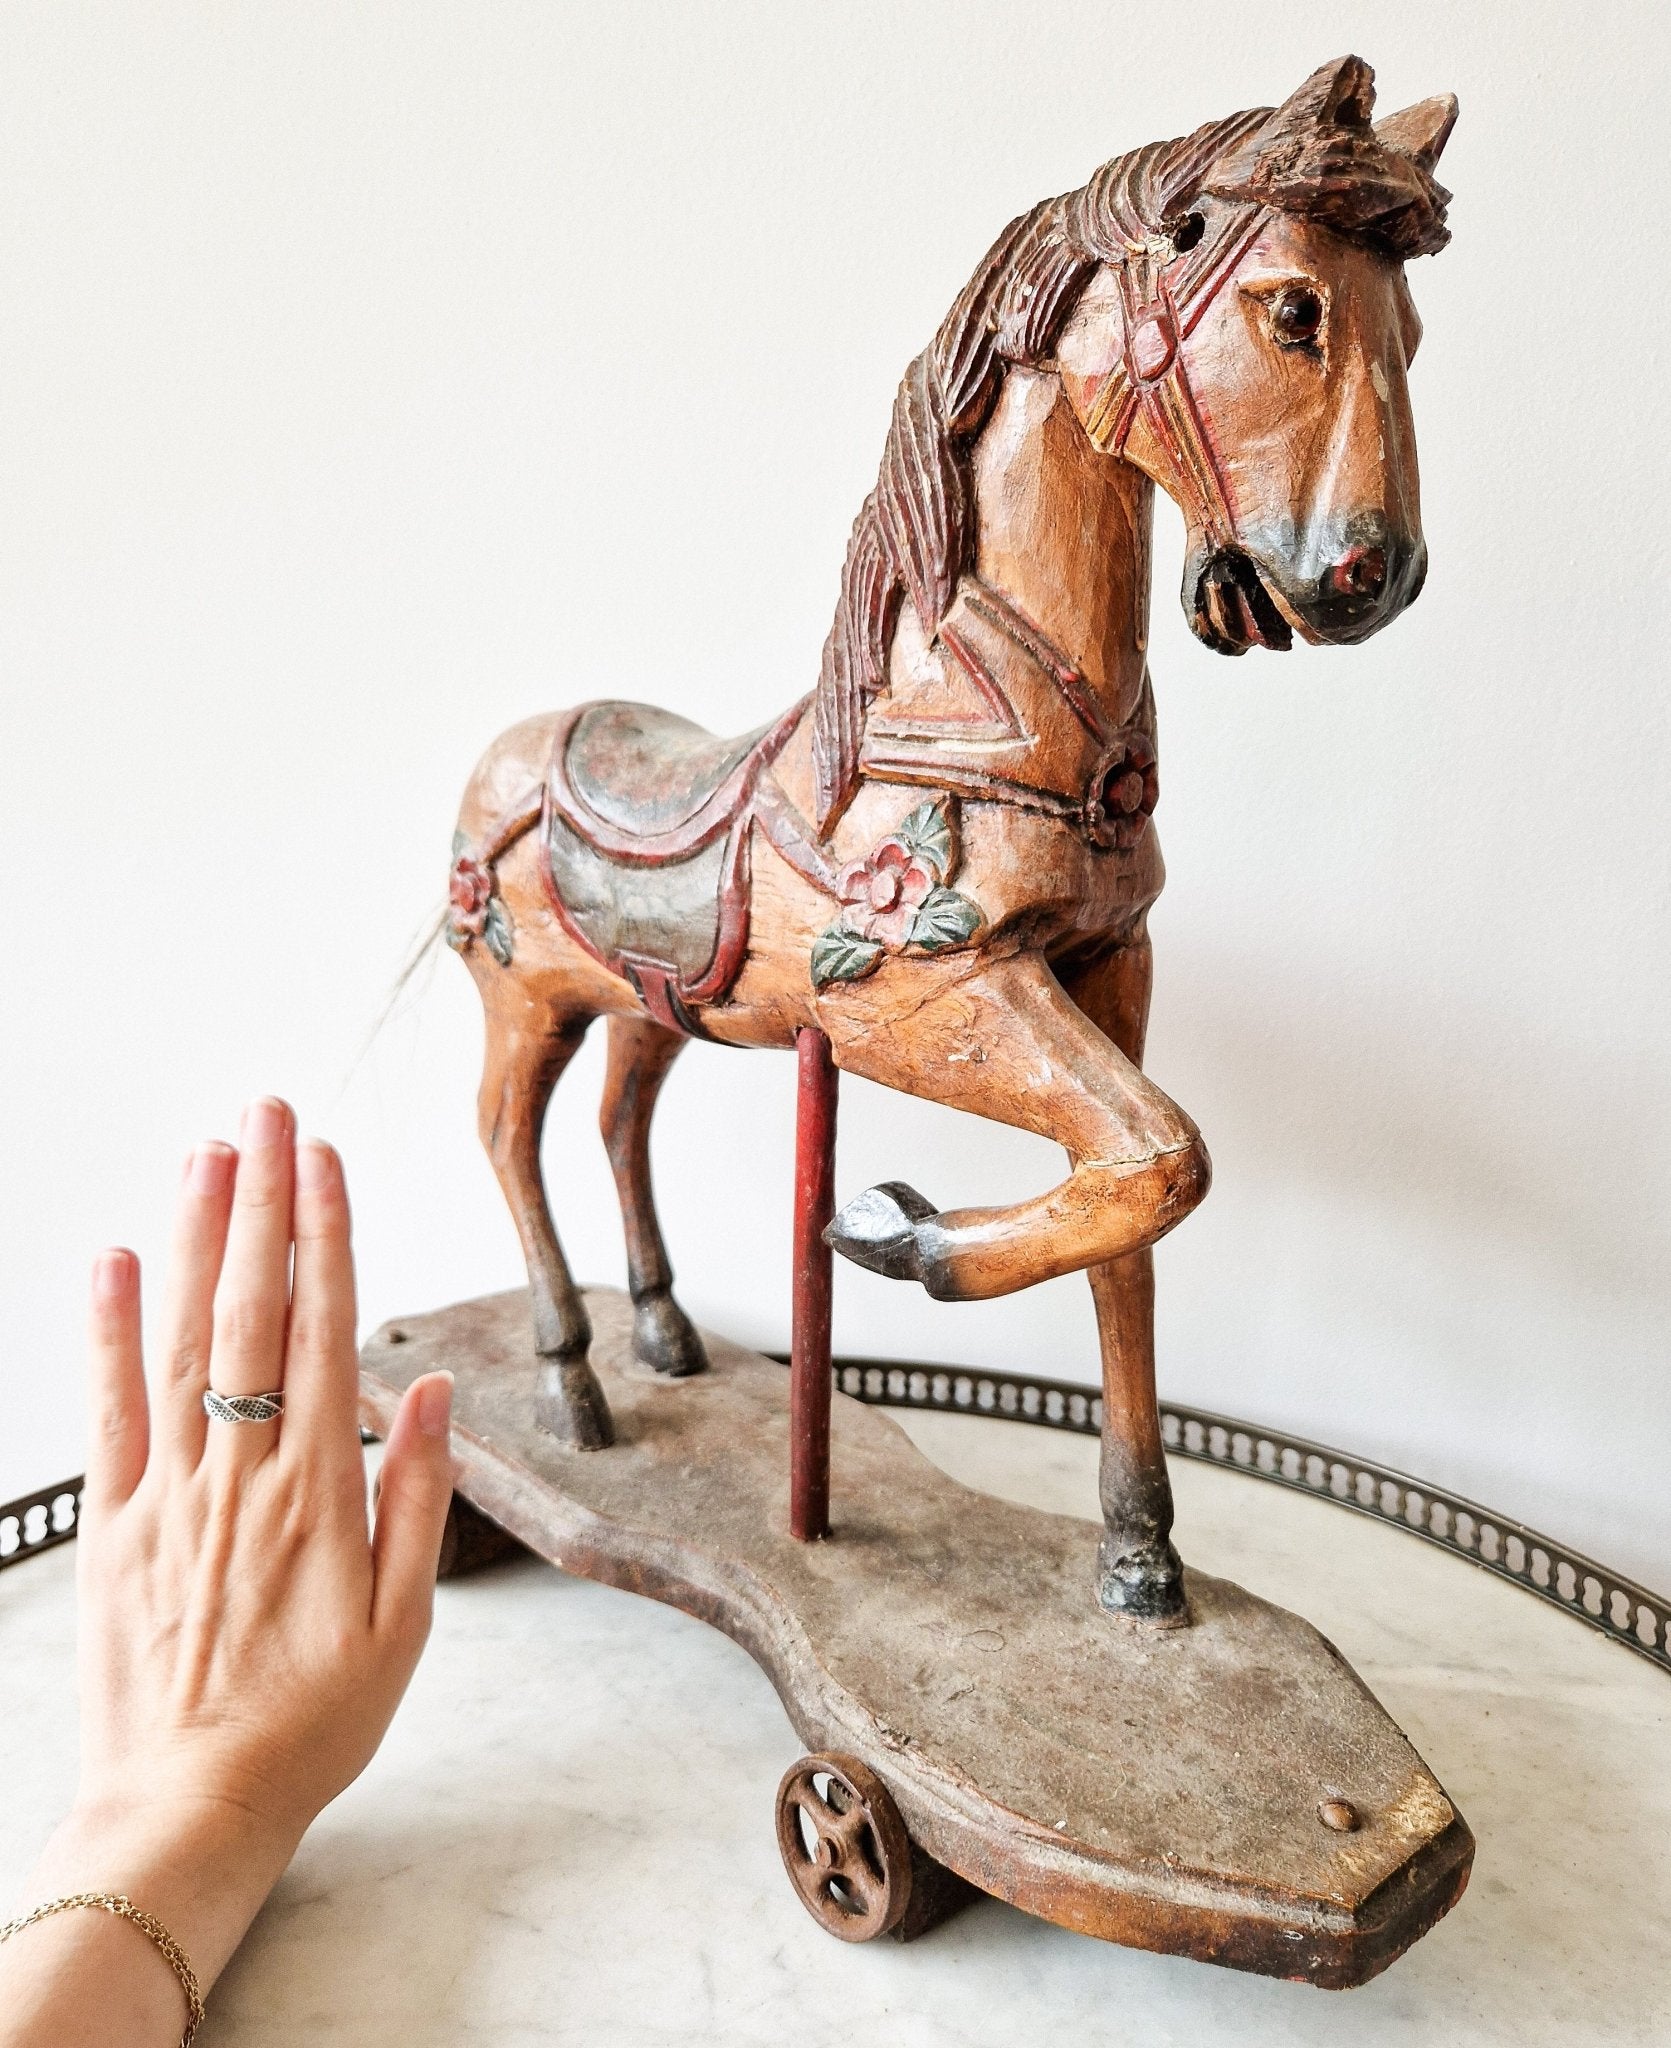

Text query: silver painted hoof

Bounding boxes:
[1096,1536,1189,1628]
[824,1182,937,1283]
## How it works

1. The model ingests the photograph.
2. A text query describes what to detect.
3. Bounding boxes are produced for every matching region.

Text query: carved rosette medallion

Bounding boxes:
[447,833,515,966]
[1085,729,1159,850]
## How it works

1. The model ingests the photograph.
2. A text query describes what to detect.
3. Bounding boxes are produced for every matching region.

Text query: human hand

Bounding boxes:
[1,1099,455,2044]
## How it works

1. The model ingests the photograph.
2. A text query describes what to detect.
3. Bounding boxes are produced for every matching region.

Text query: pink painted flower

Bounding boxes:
[836,837,935,950]
[449,856,494,939]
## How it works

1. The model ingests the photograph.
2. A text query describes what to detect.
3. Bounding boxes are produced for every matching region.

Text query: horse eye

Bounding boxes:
[1270,285,1324,348]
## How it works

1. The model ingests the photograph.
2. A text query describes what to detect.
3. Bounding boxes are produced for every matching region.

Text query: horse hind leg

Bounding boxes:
[599,1016,709,1378]
[477,988,614,1449]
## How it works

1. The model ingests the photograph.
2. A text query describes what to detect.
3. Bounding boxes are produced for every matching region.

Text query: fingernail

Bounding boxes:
[93,1249,134,1300]
[417,1372,454,1439]
[189,1142,236,1196]
[296,1140,335,1191]
[241,1098,289,1149]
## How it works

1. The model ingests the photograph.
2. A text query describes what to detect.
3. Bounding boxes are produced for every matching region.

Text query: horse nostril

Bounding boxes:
[1329,546,1388,600]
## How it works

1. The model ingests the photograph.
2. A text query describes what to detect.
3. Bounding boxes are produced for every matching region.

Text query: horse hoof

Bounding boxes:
[1096,1536,1189,1627]
[633,1290,709,1377]
[532,1295,593,1362]
[825,1182,938,1283]
[534,1355,615,1451]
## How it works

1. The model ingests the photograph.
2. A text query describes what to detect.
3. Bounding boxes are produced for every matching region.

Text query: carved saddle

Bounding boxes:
[541,697,812,1036]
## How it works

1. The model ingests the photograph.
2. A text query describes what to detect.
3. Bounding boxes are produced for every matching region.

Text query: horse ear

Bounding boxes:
[1374,94,1459,173]
[1269,54,1377,136]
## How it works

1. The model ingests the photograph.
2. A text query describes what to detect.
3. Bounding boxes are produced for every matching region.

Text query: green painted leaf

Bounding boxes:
[483,898,515,967]
[895,800,953,881]
[451,829,469,860]
[909,886,982,952]
[810,925,884,989]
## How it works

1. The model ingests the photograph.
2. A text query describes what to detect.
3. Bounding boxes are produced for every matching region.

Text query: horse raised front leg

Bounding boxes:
[476,990,613,1450]
[599,1015,709,1377]
[823,949,1209,1301]
[820,945,1206,1624]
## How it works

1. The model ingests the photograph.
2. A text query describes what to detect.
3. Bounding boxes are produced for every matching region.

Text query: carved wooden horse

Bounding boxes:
[447,56,1456,1624]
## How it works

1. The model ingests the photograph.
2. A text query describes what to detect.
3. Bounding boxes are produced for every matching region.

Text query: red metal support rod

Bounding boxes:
[790,1026,838,1541]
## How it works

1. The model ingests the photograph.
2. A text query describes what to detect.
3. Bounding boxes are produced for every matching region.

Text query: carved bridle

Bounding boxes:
[1080,204,1270,551]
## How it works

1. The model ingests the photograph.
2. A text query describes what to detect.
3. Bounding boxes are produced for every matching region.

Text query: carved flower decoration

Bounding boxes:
[835,839,936,950]
[447,838,515,966]
[449,857,494,937]
[1087,730,1159,851]
[811,800,984,990]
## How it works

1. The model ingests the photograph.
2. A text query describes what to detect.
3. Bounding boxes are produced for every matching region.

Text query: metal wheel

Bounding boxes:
[775,1753,913,1941]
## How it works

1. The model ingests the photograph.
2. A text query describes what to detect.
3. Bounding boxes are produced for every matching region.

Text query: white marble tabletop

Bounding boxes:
[4,1410,1667,2045]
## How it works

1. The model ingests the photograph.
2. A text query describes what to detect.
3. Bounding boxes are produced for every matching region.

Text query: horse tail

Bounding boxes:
[385,901,451,1012]
[339,902,450,1089]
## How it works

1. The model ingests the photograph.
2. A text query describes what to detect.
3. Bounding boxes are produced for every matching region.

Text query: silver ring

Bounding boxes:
[202,1389,285,1425]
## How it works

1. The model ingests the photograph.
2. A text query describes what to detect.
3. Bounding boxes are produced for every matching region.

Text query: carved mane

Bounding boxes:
[810,56,1453,832]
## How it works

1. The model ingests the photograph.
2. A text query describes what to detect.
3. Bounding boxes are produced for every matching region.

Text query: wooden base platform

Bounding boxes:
[359,1288,1472,1987]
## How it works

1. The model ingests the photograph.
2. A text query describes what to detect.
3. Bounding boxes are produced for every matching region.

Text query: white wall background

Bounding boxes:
[3,3,1666,1588]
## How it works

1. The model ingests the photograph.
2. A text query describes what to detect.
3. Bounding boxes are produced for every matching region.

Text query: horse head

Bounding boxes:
[1056,56,1457,656]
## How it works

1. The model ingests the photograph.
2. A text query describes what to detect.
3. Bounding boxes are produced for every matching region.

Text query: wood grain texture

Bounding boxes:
[360,1288,1472,1985]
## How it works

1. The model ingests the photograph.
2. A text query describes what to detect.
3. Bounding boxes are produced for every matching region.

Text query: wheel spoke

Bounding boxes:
[839,1857,881,1915]
[786,1789,830,1849]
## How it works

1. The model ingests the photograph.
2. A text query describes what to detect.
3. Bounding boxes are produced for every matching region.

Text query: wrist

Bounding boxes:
[30,1793,302,1988]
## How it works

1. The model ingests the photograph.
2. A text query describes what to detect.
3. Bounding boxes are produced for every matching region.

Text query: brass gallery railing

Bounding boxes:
[6,1359,1667,1681]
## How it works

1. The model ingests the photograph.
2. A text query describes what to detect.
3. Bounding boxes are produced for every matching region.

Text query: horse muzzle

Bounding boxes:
[1187,522,1427,655]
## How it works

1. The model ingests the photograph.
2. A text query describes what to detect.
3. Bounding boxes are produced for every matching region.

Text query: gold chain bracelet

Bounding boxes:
[0,1891,204,2045]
